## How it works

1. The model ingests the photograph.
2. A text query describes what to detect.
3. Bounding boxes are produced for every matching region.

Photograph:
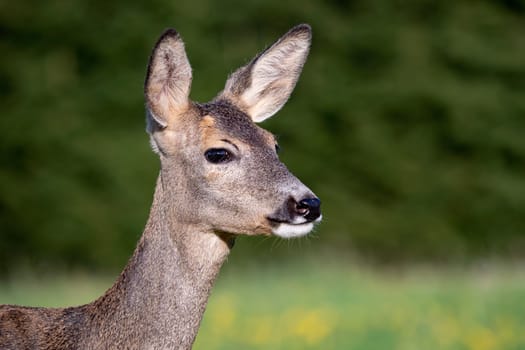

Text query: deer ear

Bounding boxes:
[145,29,192,131]
[218,24,311,123]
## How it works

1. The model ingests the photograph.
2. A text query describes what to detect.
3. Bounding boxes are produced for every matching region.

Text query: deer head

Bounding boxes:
[144,24,321,239]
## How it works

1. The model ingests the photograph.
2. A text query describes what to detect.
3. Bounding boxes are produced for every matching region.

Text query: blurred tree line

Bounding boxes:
[1,0,524,274]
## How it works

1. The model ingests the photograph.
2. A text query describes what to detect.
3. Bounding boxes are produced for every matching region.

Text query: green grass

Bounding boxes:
[2,262,525,350]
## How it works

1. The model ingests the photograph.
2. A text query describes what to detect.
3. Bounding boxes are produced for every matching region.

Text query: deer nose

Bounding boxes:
[295,198,321,222]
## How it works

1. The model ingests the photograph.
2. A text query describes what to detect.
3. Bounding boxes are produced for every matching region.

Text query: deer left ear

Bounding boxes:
[145,28,192,132]
[217,24,312,123]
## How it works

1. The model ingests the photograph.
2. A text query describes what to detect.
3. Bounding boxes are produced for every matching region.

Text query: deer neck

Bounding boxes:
[86,171,231,349]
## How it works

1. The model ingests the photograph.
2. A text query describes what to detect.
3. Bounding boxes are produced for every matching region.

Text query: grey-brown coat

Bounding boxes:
[0,24,321,349]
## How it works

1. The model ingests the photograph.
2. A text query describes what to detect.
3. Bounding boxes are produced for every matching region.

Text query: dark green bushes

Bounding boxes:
[1,0,524,272]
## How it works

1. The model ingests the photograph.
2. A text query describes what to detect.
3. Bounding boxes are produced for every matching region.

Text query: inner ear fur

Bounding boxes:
[217,24,312,123]
[145,28,193,131]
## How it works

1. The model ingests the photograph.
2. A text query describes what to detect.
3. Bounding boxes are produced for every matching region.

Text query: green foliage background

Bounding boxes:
[1,0,525,273]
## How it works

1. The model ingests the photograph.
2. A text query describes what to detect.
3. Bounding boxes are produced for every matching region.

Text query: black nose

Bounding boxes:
[296,198,321,222]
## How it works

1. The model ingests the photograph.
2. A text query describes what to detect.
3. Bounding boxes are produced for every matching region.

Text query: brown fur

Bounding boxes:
[1,24,318,349]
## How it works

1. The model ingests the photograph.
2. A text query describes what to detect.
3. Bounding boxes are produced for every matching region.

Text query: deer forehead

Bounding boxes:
[197,101,276,150]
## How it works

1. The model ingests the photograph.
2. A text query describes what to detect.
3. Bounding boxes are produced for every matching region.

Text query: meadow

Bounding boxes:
[2,260,524,350]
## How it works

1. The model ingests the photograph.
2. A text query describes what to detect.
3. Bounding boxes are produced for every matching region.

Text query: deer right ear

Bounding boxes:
[217,24,311,123]
[145,29,192,132]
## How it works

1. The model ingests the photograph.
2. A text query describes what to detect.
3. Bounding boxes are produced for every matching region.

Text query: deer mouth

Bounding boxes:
[267,216,322,238]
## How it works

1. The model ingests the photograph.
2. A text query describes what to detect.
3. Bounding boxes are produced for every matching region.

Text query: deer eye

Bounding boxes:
[205,148,232,164]
[275,144,281,154]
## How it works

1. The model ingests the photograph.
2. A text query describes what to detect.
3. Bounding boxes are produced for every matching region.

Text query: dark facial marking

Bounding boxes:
[198,99,269,148]
[220,139,240,151]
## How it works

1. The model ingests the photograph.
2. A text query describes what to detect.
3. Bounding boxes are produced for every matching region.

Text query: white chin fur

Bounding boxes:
[272,222,314,238]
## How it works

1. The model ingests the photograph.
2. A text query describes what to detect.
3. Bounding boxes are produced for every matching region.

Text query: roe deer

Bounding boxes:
[0,24,321,349]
